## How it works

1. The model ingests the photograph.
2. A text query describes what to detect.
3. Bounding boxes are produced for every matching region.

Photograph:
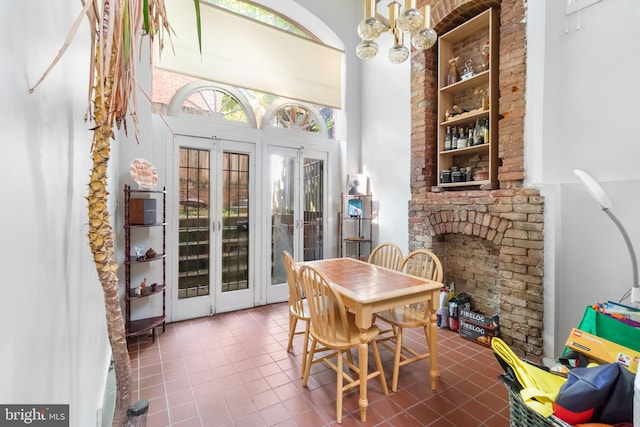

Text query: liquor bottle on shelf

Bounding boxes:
[444,126,452,151]
[482,41,490,71]
[457,127,467,149]
[447,56,461,85]
[483,118,489,144]
[452,127,458,150]
[467,128,473,147]
[473,118,484,146]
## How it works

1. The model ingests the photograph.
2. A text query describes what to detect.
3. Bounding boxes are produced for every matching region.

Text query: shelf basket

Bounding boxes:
[499,374,573,427]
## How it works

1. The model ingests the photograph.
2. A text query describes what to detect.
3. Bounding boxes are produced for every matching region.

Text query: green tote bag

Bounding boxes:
[575,305,640,352]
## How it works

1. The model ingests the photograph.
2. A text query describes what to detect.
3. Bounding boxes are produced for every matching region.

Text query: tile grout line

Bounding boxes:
[155,330,174,426]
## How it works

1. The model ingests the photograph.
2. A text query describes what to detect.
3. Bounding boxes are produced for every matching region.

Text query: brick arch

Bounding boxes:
[412,187,546,360]
[425,0,502,36]
[422,195,546,360]
[426,210,511,245]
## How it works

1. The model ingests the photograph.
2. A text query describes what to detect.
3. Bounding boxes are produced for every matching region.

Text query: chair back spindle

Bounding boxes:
[298,265,350,344]
[368,242,403,271]
[401,249,443,282]
[282,250,305,316]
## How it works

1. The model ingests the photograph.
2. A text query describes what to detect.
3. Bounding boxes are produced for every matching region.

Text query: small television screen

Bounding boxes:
[348,199,363,217]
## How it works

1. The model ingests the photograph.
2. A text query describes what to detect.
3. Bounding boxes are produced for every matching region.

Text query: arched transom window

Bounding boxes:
[165,79,331,137]
[167,81,257,128]
[263,99,328,135]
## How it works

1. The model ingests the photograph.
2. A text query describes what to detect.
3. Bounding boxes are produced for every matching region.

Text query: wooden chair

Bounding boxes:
[282,250,310,378]
[298,264,389,424]
[368,242,403,271]
[375,249,443,392]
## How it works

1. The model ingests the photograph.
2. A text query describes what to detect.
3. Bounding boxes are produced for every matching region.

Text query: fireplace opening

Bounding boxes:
[410,189,545,360]
[440,234,500,317]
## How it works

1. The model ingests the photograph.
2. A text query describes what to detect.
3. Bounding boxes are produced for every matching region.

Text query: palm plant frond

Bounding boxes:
[28,0,96,95]
[193,0,202,53]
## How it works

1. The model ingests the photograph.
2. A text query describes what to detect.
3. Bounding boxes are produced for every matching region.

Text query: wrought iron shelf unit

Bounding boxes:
[123,184,167,342]
[338,193,373,260]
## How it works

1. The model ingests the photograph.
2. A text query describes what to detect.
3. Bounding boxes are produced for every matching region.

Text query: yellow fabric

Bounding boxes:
[492,338,567,417]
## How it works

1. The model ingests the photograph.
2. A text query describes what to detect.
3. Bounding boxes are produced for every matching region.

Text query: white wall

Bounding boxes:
[528,0,640,358]
[0,1,113,425]
[305,0,412,255]
[360,39,412,255]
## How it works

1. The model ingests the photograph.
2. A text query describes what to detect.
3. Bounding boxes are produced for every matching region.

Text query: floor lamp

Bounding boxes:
[574,169,639,308]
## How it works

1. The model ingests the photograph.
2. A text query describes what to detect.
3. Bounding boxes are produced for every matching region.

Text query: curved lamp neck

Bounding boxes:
[603,207,639,292]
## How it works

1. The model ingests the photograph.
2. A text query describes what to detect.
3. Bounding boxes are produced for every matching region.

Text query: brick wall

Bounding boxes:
[152,69,197,113]
[411,0,543,359]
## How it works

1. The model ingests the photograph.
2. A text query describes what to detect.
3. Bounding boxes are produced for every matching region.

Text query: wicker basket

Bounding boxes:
[499,375,573,427]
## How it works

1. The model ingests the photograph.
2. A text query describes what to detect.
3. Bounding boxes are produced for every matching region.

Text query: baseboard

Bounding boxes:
[98,358,116,426]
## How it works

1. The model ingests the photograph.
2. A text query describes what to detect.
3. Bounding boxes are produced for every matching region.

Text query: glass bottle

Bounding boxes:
[482,41,490,71]
[483,118,489,143]
[452,127,458,150]
[457,127,467,149]
[447,57,460,85]
[473,118,483,145]
[444,126,452,151]
[467,128,473,147]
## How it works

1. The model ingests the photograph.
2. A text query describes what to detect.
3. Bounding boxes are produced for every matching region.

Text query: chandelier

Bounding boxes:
[356,0,437,64]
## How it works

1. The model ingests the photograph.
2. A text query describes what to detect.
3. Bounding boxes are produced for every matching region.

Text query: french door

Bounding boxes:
[173,135,256,320]
[267,145,327,303]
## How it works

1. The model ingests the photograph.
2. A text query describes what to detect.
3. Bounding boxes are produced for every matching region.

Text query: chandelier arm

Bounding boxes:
[422,5,432,29]
[388,1,399,31]
[357,0,437,63]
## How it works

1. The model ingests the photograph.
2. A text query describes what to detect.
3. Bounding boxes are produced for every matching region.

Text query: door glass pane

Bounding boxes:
[270,154,295,285]
[178,148,210,299]
[222,152,250,293]
[303,158,323,261]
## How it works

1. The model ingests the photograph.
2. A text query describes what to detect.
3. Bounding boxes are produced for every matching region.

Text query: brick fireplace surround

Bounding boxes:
[409,0,543,360]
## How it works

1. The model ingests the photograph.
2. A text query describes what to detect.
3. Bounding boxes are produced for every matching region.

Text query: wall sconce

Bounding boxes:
[574,169,639,307]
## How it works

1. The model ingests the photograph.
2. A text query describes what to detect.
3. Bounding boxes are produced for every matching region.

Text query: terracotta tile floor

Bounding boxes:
[128,302,510,426]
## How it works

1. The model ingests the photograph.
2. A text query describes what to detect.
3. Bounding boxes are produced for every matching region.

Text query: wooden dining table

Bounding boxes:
[297,257,443,422]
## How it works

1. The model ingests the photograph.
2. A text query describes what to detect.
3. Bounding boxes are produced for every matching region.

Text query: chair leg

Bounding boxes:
[302,338,317,387]
[287,313,297,352]
[346,348,354,365]
[391,327,404,392]
[336,350,344,424]
[371,341,389,395]
[300,321,310,378]
[423,325,439,377]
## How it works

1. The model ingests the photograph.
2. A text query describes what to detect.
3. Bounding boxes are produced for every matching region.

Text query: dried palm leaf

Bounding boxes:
[28,0,96,94]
